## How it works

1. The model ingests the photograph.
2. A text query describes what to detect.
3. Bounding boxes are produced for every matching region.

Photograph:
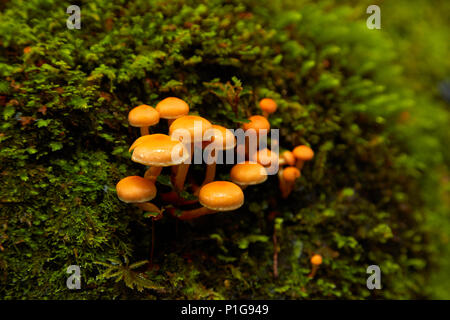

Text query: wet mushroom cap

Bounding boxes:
[282,150,296,166]
[293,145,314,161]
[116,176,157,203]
[310,254,323,265]
[169,115,212,142]
[242,115,270,135]
[259,98,277,114]
[130,133,189,166]
[283,166,301,182]
[230,162,267,186]
[128,105,160,127]
[206,125,236,150]
[199,181,244,211]
[155,97,189,119]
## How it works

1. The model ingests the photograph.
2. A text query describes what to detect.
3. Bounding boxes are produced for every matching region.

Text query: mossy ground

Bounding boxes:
[0,0,449,299]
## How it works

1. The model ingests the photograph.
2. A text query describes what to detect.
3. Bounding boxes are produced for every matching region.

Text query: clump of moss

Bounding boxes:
[0,0,448,299]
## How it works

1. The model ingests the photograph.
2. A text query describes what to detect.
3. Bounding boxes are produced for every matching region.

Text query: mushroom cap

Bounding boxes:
[130,133,189,166]
[128,105,160,127]
[283,166,301,182]
[293,145,314,161]
[310,254,323,266]
[116,176,157,203]
[242,115,270,134]
[205,125,236,150]
[259,98,277,114]
[169,115,212,143]
[199,181,244,211]
[230,161,267,186]
[251,148,279,168]
[155,97,189,119]
[282,150,296,166]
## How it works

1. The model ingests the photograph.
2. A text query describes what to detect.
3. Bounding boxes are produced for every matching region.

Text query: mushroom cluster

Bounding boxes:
[115,96,314,267]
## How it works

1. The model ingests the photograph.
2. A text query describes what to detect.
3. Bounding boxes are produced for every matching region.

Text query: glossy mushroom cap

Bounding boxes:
[128,105,160,127]
[155,97,189,120]
[230,162,267,186]
[251,148,279,167]
[283,166,301,182]
[310,254,323,266]
[259,98,277,114]
[206,125,236,150]
[199,181,244,211]
[130,134,189,166]
[242,115,270,135]
[293,145,314,161]
[281,150,296,166]
[116,176,157,203]
[169,115,212,143]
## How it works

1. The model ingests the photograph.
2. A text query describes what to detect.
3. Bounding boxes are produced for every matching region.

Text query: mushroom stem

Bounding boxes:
[278,169,288,198]
[178,207,216,220]
[140,126,149,136]
[201,149,217,188]
[174,144,193,192]
[308,265,319,278]
[144,166,163,182]
[295,160,305,170]
[262,110,269,118]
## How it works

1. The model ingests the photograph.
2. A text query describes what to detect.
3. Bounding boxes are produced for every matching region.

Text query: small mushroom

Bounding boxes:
[292,145,314,170]
[308,254,323,278]
[279,150,296,166]
[155,97,189,126]
[242,115,271,158]
[230,161,267,189]
[116,176,157,204]
[129,133,189,183]
[178,181,244,220]
[128,104,160,136]
[169,115,212,191]
[201,124,236,187]
[259,98,277,118]
[280,166,301,198]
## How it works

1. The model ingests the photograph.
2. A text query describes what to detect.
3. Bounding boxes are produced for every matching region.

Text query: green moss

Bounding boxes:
[0,0,449,299]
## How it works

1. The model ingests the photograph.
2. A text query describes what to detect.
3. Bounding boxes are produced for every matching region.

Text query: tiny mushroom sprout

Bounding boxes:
[230,161,267,189]
[280,166,301,198]
[292,145,314,170]
[178,181,244,220]
[128,104,160,136]
[242,115,271,157]
[129,133,189,183]
[259,98,277,118]
[201,124,237,186]
[116,175,159,212]
[155,97,189,126]
[169,115,212,191]
[308,254,323,278]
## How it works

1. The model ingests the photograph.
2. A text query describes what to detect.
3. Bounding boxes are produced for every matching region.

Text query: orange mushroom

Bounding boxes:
[230,161,267,189]
[308,254,323,278]
[128,104,160,136]
[259,98,277,118]
[155,97,189,126]
[292,145,314,170]
[178,181,244,220]
[280,166,301,198]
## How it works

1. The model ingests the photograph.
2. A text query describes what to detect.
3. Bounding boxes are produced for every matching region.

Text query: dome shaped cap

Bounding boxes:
[242,115,270,134]
[230,162,267,186]
[199,181,244,211]
[281,150,296,166]
[206,125,236,150]
[259,98,277,114]
[155,97,189,120]
[128,105,160,127]
[283,166,301,182]
[116,176,157,203]
[169,115,212,143]
[293,145,314,161]
[311,254,323,265]
[130,134,189,166]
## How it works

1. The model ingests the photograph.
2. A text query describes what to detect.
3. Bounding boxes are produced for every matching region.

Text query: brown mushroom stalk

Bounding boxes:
[144,166,163,183]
